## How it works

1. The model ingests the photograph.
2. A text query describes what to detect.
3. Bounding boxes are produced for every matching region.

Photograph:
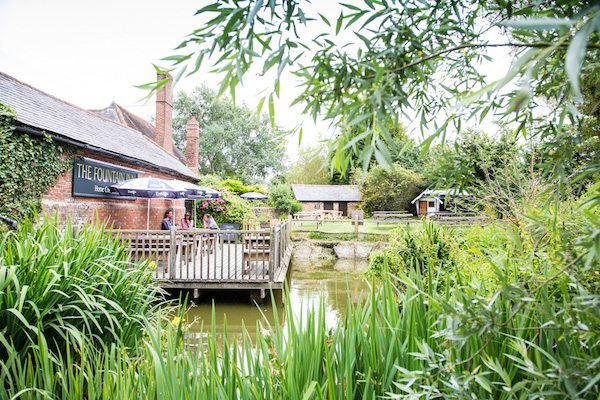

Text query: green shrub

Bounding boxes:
[196,189,254,224]
[0,103,72,220]
[0,216,159,361]
[197,174,223,188]
[3,272,598,399]
[219,178,267,195]
[367,222,455,279]
[359,163,425,215]
[269,183,302,216]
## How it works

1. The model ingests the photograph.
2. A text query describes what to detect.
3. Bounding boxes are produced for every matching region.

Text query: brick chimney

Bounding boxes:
[185,114,199,173]
[155,73,174,154]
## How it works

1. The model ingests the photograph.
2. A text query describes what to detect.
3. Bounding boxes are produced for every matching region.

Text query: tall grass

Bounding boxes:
[3,267,598,399]
[0,216,159,381]
[1,217,598,399]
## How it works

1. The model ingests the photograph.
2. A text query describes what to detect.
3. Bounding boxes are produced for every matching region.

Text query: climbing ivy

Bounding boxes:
[0,102,72,220]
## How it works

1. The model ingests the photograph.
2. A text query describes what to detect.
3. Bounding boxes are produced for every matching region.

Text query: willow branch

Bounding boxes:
[390,42,600,75]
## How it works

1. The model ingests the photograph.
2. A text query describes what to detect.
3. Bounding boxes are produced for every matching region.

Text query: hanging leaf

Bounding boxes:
[336,12,344,34]
[565,18,595,97]
[268,94,275,127]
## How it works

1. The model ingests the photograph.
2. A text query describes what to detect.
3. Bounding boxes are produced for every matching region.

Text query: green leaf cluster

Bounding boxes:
[0,103,71,220]
[172,85,286,182]
[358,163,425,215]
[0,216,158,367]
[219,178,267,195]
[196,189,254,224]
[268,183,301,215]
[157,1,598,190]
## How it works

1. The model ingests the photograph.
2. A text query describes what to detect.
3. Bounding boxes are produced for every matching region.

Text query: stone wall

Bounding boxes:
[291,237,387,273]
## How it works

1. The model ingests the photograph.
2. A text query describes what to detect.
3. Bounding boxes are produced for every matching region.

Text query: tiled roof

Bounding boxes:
[291,184,361,202]
[91,102,188,165]
[0,72,197,180]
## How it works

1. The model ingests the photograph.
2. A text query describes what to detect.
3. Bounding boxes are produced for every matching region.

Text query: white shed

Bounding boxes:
[411,189,471,216]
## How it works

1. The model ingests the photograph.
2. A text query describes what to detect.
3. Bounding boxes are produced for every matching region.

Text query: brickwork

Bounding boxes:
[42,148,189,230]
[299,201,360,217]
[299,201,323,212]
[347,202,360,215]
[185,115,199,172]
[155,73,174,155]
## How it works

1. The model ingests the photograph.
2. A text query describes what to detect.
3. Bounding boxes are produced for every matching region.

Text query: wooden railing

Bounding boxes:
[114,221,292,283]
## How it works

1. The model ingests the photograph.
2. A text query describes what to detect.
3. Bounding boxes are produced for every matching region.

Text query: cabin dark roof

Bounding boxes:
[91,102,187,165]
[0,72,196,180]
[291,184,361,202]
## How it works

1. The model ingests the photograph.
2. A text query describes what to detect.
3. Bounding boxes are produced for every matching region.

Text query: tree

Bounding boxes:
[285,146,331,184]
[153,0,598,189]
[424,129,525,189]
[268,183,301,215]
[359,163,425,215]
[173,85,286,183]
[328,121,428,180]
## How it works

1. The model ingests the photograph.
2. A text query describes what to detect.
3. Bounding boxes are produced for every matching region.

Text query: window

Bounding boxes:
[314,203,320,209]
[428,201,435,208]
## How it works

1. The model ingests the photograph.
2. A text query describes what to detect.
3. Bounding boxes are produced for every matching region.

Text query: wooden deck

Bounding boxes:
[113,221,292,296]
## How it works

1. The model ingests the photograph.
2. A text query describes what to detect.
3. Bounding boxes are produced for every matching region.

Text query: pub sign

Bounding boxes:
[72,157,139,199]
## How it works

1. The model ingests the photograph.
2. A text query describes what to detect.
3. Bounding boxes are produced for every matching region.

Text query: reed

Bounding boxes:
[1,218,598,399]
[0,216,159,364]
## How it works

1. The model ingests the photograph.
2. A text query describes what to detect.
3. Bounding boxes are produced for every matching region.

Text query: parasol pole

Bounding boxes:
[146,198,150,231]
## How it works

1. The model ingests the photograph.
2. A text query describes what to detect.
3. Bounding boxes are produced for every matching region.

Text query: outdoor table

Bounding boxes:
[242,235,271,273]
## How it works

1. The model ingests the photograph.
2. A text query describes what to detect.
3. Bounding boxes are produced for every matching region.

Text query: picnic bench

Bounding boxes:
[372,211,413,220]
[429,212,490,225]
[293,210,344,220]
[293,211,323,220]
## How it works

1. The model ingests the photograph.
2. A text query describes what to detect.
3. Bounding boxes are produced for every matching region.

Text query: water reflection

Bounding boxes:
[183,262,371,340]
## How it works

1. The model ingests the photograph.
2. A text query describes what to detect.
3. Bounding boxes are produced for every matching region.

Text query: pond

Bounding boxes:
[182,260,371,340]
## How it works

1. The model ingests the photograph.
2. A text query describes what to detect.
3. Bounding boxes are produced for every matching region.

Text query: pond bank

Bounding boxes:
[291,237,387,273]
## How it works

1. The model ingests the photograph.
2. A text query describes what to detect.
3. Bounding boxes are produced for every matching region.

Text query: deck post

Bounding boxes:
[269,226,276,282]
[169,227,176,280]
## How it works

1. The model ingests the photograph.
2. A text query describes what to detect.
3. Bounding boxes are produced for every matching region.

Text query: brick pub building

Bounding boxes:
[0,71,200,229]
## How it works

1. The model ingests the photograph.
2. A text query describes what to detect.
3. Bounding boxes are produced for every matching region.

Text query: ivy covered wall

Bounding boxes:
[0,102,72,219]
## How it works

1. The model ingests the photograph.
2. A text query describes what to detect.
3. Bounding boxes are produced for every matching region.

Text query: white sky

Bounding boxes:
[0,0,330,158]
[0,1,511,160]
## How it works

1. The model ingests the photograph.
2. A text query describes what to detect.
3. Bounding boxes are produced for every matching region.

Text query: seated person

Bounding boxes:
[202,214,219,253]
[203,214,219,230]
[181,212,194,229]
[161,209,173,230]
